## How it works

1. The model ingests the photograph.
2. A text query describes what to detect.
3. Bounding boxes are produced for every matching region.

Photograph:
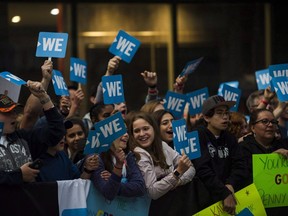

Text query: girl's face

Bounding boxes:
[113,131,129,150]
[132,118,155,148]
[97,105,114,122]
[65,124,86,152]
[160,113,174,143]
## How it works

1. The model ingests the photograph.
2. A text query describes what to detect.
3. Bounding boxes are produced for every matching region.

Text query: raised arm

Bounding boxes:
[173,74,188,94]
[141,70,159,103]
[20,60,53,129]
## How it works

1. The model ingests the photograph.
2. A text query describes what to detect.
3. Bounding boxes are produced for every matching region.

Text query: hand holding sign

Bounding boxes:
[106,56,121,76]
[176,151,192,175]
[41,60,53,80]
[174,74,188,92]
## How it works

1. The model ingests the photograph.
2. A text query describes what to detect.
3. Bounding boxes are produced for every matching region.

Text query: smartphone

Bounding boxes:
[29,159,43,169]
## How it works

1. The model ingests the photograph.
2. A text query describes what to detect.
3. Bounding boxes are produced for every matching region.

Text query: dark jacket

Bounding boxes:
[192,126,247,202]
[239,134,288,184]
[37,151,80,182]
[0,107,65,185]
[91,151,146,201]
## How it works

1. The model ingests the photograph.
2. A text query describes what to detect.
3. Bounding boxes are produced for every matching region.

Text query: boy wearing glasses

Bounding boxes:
[192,95,248,215]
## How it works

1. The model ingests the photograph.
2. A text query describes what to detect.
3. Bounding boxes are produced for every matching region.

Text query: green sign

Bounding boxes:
[193,184,266,216]
[253,153,288,208]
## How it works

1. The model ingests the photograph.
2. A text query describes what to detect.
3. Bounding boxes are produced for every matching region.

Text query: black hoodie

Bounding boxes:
[192,126,248,202]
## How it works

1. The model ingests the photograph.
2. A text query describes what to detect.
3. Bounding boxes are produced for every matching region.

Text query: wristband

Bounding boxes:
[83,167,94,174]
[114,165,122,170]
[40,96,51,105]
[261,99,269,106]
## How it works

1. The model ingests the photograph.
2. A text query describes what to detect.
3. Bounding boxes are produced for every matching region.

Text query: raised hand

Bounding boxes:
[20,162,40,183]
[106,56,121,76]
[141,70,157,87]
[176,151,192,174]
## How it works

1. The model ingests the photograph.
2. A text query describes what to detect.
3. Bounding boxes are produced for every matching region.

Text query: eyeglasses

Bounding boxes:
[254,118,278,126]
[214,111,230,118]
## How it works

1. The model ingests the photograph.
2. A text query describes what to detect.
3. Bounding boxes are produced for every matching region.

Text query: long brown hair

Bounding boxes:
[127,111,169,169]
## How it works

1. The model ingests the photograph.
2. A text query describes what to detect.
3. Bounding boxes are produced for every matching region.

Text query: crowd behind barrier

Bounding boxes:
[1,30,288,216]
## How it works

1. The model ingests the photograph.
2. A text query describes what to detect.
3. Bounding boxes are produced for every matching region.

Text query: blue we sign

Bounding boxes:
[186,87,209,116]
[109,30,141,63]
[172,119,187,153]
[186,131,201,160]
[179,57,204,77]
[102,75,125,104]
[255,69,270,90]
[84,130,110,154]
[70,57,87,84]
[52,70,69,96]
[271,76,288,102]
[94,112,126,145]
[217,81,239,96]
[222,84,241,112]
[163,91,186,119]
[0,71,26,86]
[36,32,68,58]
[269,63,288,79]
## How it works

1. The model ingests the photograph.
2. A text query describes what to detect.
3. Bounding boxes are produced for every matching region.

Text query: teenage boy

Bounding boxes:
[192,95,247,215]
[0,81,65,185]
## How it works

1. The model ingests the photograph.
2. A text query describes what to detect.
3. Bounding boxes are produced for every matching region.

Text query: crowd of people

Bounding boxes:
[0,55,288,216]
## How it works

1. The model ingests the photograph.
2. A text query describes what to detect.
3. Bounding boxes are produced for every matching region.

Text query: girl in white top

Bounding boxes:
[127,111,195,215]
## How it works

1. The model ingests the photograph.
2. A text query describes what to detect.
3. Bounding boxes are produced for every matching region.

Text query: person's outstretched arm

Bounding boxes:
[141,70,159,103]
[20,60,53,129]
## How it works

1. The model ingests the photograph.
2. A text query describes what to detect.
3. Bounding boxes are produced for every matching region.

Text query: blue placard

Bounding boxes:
[94,112,126,145]
[84,130,110,154]
[172,119,188,153]
[0,72,26,86]
[186,87,209,115]
[271,76,288,102]
[70,57,87,84]
[179,57,204,77]
[269,63,288,79]
[52,70,69,96]
[186,131,201,160]
[217,81,239,96]
[109,30,141,63]
[36,32,68,58]
[222,84,241,112]
[255,69,270,90]
[86,183,151,216]
[237,207,254,216]
[102,75,125,104]
[163,91,187,119]
[0,122,4,137]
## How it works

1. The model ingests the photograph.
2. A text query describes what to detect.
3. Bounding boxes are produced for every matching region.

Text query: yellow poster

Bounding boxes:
[193,184,266,216]
[253,153,288,208]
